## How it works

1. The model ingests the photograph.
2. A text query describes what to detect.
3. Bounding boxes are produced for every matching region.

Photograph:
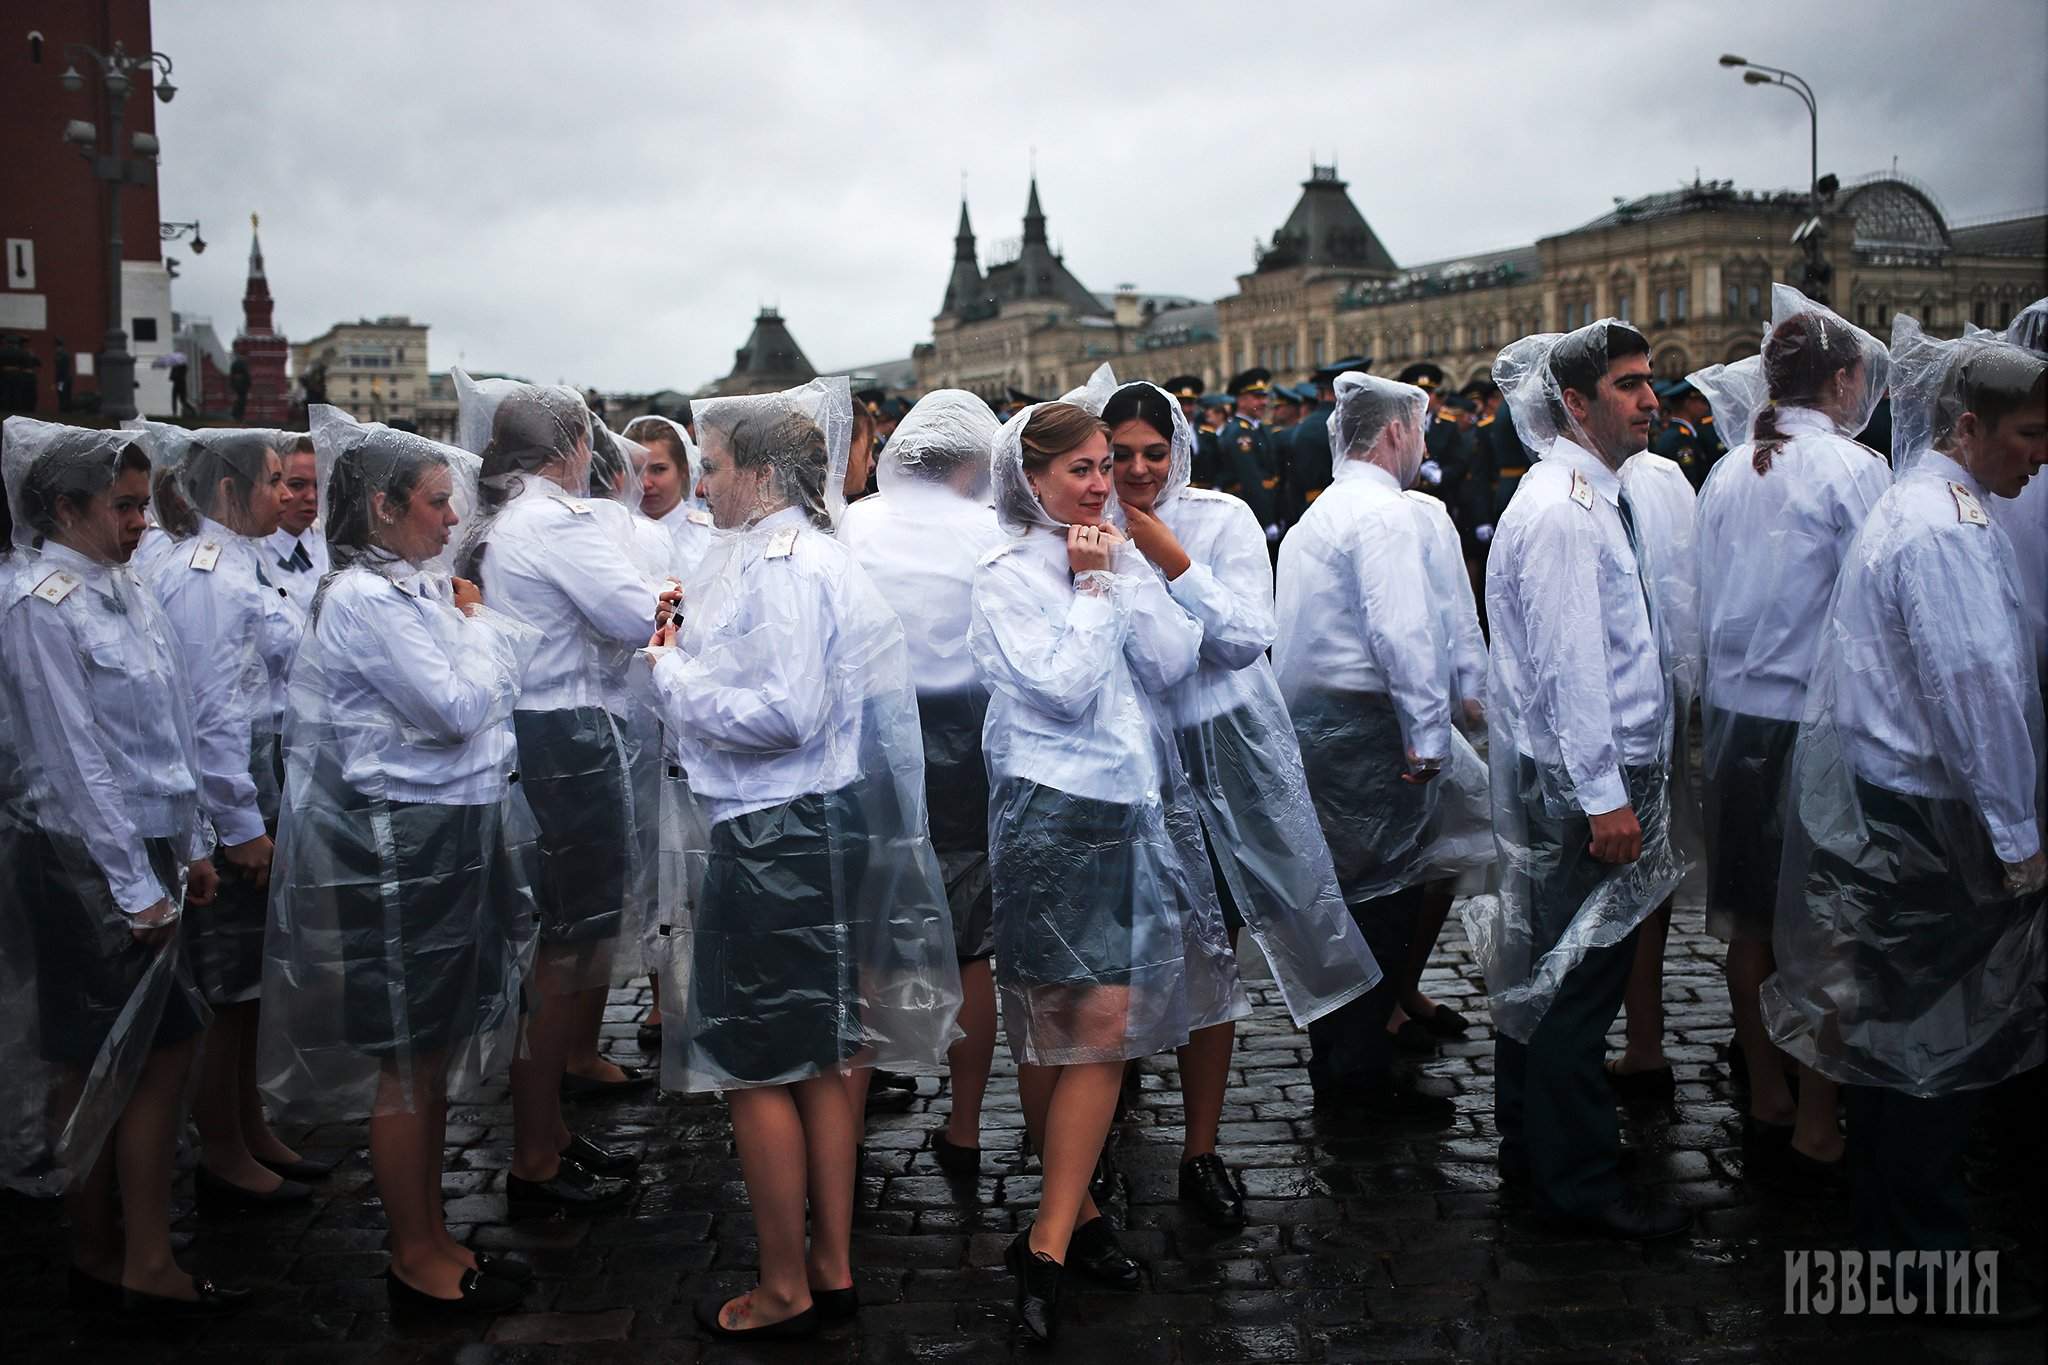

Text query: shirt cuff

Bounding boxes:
[111,869,170,918]
[1165,561,1220,616]
[1068,587,1118,623]
[1986,818,2042,866]
[1574,767,1629,816]
[211,806,267,847]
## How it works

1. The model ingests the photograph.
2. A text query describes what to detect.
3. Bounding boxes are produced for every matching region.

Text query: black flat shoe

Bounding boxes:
[474,1253,534,1284]
[1544,1190,1690,1241]
[120,1276,251,1318]
[876,1069,918,1093]
[694,1290,820,1339]
[864,1084,916,1115]
[1068,1217,1141,1290]
[1004,1230,1063,1346]
[1321,1082,1458,1127]
[506,1161,634,1218]
[257,1153,337,1181]
[1089,1149,1119,1205]
[1177,1153,1248,1230]
[635,1019,663,1052]
[562,1132,642,1176]
[560,1064,655,1101]
[194,1164,313,1216]
[1390,1018,1439,1055]
[812,1284,858,1321]
[1418,1003,1471,1037]
[385,1266,523,1314]
[67,1266,124,1311]
[932,1130,982,1178]
[1604,1060,1677,1109]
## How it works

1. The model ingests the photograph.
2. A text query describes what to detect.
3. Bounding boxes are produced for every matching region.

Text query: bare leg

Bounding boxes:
[1726,939,1795,1125]
[509,965,575,1182]
[236,1005,302,1165]
[944,958,997,1149]
[1017,1062,1100,1227]
[1175,1022,1235,1162]
[56,1067,122,1283]
[118,1037,202,1299]
[193,1001,282,1191]
[644,974,662,1030]
[1397,885,1456,1020]
[792,1074,858,1295]
[1027,1060,1125,1263]
[719,1085,820,1329]
[1792,1066,1844,1163]
[1614,902,1672,1072]
[840,1064,875,1124]
[563,984,628,1082]
[374,1057,468,1297]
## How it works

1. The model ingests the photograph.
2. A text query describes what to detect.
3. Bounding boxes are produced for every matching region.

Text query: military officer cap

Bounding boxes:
[1395,361,1446,391]
[1227,367,1273,396]
[1007,385,1049,405]
[853,385,887,414]
[883,395,913,419]
[1460,377,1498,399]
[1441,393,1477,414]
[1163,374,1205,401]
[1290,382,1320,402]
[1200,393,1233,410]
[1314,355,1371,384]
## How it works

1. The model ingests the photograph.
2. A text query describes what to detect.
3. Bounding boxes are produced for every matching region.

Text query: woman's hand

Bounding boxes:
[648,620,678,651]
[186,858,219,907]
[1120,504,1191,580]
[130,897,180,947]
[452,576,483,616]
[656,581,684,628]
[1066,522,1122,575]
[221,833,276,890]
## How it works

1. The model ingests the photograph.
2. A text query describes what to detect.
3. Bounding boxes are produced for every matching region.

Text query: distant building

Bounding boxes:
[293,315,430,426]
[229,217,290,424]
[711,307,816,396]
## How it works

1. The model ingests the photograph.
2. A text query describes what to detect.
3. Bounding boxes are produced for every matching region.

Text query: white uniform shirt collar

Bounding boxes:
[1545,438,1624,506]
[755,505,809,533]
[1771,404,1840,439]
[1916,448,1984,496]
[38,539,113,580]
[1331,459,1402,494]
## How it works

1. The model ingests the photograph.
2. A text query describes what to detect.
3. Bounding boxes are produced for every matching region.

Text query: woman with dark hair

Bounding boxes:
[0,418,240,1316]
[451,370,673,1214]
[972,399,1237,1344]
[257,407,540,1311]
[1696,285,1889,1186]
[644,377,959,1340]
[140,426,325,1212]
[1093,374,1378,1228]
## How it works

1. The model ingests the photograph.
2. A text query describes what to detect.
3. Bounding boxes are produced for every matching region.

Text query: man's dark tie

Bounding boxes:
[277,541,313,573]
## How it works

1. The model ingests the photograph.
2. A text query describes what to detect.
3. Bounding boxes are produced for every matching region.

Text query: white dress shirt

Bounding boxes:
[657,499,720,582]
[306,567,529,806]
[3,542,204,914]
[1696,406,1891,720]
[1405,489,1487,709]
[1620,451,1702,704]
[649,508,867,825]
[145,517,289,846]
[264,526,331,613]
[1154,488,1277,728]
[1988,470,2047,672]
[1833,450,2041,863]
[1486,438,1669,815]
[840,484,1006,696]
[970,529,1201,805]
[477,483,663,713]
[1274,459,1452,765]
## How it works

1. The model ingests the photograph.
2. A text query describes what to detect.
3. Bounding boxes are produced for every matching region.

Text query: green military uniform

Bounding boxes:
[1218,368,1280,528]
[1650,415,1710,482]
[1488,400,1529,526]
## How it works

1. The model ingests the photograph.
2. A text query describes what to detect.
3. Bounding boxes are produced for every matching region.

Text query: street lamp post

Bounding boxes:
[1720,54,1833,303]
[56,41,176,421]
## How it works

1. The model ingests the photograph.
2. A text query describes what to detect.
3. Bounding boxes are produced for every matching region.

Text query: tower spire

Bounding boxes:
[1023,175,1046,245]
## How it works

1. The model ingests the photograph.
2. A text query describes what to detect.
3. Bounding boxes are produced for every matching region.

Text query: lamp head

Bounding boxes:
[1718,53,1748,67]
[154,76,176,103]
[1744,70,1772,84]
[62,118,97,149]
[103,66,130,99]
[59,63,84,93]
[191,231,206,255]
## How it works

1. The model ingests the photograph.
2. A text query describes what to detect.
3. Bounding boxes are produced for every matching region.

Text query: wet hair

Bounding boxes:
[1751,311,1869,475]
[318,426,452,618]
[727,406,831,529]
[152,465,199,538]
[1937,347,2048,446]
[182,430,278,522]
[622,415,685,460]
[476,385,590,513]
[588,421,626,498]
[1546,322,1650,430]
[1102,383,1176,445]
[22,434,149,541]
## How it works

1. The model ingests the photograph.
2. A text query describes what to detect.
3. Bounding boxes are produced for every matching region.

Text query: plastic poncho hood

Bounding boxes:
[692,376,853,531]
[1330,372,1429,488]
[310,404,483,588]
[1686,355,1769,451]
[878,389,1001,500]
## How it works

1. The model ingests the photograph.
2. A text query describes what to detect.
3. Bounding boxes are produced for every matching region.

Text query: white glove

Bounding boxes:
[1418,460,1442,487]
[1264,523,1282,544]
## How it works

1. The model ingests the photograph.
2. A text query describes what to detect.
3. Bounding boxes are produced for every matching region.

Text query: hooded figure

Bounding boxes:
[1685,354,1769,454]
[1464,320,1690,1239]
[1982,298,2047,685]
[621,413,716,578]
[1761,320,2045,1266]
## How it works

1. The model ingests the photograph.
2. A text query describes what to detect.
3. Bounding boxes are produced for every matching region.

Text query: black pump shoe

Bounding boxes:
[932,1130,982,1178]
[194,1164,313,1216]
[67,1266,124,1311]
[1178,1153,1248,1229]
[562,1132,641,1176]
[560,1063,654,1100]
[120,1276,251,1318]
[506,1160,634,1218]
[1068,1217,1141,1290]
[385,1266,523,1314]
[474,1253,534,1284]
[257,1153,338,1181]
[812,1283,858,1321]
[1004,1230,1063,1345]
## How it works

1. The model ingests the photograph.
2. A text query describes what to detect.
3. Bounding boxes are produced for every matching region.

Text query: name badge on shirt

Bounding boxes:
[687,509,713,527]
[32,569,80,605]
[1950,482,1989,527]
[189,541,222,572]
[1569,469,1595,510]
[765,527,799,560]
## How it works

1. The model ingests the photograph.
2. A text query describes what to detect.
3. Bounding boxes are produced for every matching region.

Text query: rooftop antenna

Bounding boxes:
[1029,145,1037,178]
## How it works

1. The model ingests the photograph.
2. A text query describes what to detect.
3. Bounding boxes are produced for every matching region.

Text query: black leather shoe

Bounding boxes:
[1068,1217,1141,1290]
[1604,1060,1677,1109]
[1177,1154,1247,1230]
[67,1266,124,1311]
[120,1276,251,1318]
[385,1266,523,1314]
[933,1129,981,1178]
[1390,1018,1439,1055]
[1004,1230,1063,1346]
[474,1253,534,1284]
[1088,1149,1119,1205]
[257,1153,338,1181]
[1547,1190,1690,1240]
[560,1064,654,1101]
[195,1164,313,1216]
[507,1161,634,1218]
[876,1069,918,1093]
[635,1018,663,1052]
[1744,1132,1847,1192]
[694,1290,819,1339]
[1418,1003,1471,1037]
[812,1284,858,1321]
[1324,1082,1458,1126]
[562,1132,642,1176]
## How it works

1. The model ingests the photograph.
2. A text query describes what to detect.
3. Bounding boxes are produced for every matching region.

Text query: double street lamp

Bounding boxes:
[56,41,177,421]
[1720,54,1837,303]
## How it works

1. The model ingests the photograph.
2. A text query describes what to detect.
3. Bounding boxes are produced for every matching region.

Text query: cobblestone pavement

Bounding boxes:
[4,907,2041,1364]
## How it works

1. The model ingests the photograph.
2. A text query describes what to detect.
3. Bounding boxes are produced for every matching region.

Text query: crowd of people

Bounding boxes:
[0,287,2041,1343]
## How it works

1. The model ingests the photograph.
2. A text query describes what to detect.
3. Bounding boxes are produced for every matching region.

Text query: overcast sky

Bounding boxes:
[153,0,2046,392]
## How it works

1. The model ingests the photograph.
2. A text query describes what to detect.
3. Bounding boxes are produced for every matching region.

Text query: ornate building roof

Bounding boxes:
[717,307,816,394]
[1255,165,1399,275]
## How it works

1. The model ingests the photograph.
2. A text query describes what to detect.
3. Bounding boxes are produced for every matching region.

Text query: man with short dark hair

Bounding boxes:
[1216,368,1280,540]
[1469,319,1690,1240]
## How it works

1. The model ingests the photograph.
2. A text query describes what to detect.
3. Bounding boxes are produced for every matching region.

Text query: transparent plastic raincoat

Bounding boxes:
[254,410,542,1121]
[1685,355,1768,453]
[839,390,1006,961]
[1693,289,1892,942]
[1464,323,1687,1041]
[643,377,962,1092]
[135,425,299,1006]
[453,370,663,993]
[1273,373,1493,911]
[1763,321,2045,1096]
[971,397,1244,1064]
[1097,379,1380,1026]
[1981,299,2047,679]
[621,414,717,578]
[0,419,210,1194]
